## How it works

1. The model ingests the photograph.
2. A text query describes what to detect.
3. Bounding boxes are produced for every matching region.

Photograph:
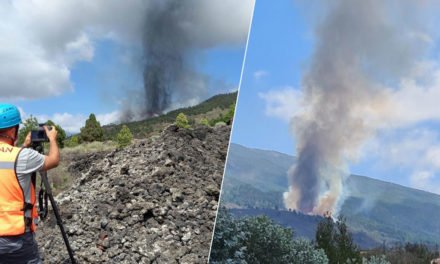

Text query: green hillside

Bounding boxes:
[103,92,237,139]
[222,143,293,192]
[222,143,440,247]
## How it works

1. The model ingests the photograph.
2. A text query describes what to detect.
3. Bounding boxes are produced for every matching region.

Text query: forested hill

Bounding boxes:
[103,92,237,139]
[222,143,440,248]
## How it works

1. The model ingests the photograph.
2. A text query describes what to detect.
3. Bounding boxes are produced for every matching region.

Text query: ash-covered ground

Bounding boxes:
[36,124,230,263]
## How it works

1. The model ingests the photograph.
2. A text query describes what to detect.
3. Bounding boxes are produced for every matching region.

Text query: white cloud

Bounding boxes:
[258,87,303,122]
[0,0,254,100]
[387,69,440,127]
[408,31,434,45]
[254,70,269,80]
[0,0,146,100]
[411,170,440,194]
[370,128,440,194]
[28,111,120,134]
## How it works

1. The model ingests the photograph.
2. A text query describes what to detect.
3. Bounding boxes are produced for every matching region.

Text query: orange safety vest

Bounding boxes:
[0,143,38,236]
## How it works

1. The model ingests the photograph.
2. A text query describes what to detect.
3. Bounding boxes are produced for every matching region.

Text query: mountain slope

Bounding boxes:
[221,143,440,247]
[103,92,237,139]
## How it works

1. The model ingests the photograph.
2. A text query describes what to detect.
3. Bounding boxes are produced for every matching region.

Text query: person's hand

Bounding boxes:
[44,126,58,142]
[23,132,31,148]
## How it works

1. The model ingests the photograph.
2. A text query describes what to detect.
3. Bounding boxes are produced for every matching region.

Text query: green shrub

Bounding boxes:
[215,121,227,127]
[225,103,236,122]
[65,135,80,148]
[116,125,133,148]
[200,118,210,126]
[175,113,190,129]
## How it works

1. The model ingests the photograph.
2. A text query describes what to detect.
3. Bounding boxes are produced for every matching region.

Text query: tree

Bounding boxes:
[116,125,133,148]
[210,208,328,264]
[46,120,66,148]
[242,216,296,264]
[175,113,190,129]
[80,114,104,142]
[210,207,247,264]
[17,116,39,146]
[335,217,361,263]
[316,216,337,262]
[316,216,361,264]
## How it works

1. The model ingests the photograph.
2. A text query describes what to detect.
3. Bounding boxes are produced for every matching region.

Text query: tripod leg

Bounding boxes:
[40,171,76,264]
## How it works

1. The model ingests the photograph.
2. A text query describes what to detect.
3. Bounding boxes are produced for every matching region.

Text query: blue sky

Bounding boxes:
[14,40,246,131]
[232,0,311,154]
[0,0,254,133]
[232,0,440,195]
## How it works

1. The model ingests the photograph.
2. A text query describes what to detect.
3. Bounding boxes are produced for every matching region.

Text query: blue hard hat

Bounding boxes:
[0,104,22,129]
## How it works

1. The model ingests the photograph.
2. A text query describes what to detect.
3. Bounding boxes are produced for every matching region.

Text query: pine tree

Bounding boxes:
[116,125,133,148]
[316,215,361,264]
[80,114,104,142]
[316,216,337,263]
[335,217,361,263]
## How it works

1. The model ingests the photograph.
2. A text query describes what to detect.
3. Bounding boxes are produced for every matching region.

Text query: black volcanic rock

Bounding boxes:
[37,125,230,264]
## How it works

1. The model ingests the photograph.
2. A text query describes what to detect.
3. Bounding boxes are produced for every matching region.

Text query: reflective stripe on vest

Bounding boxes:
[0,143,37,236]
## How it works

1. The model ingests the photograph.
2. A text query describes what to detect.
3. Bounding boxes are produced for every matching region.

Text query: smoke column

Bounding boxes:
[142,1,192,116]
[121,0,254,120]
[284,0,431,215]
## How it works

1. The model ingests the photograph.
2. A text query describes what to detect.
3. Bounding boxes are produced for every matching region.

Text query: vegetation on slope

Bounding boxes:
[103,92,237,139]
[222,143,440,247]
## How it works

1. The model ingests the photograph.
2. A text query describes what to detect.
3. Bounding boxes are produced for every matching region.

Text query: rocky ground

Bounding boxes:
[36,124,230,264]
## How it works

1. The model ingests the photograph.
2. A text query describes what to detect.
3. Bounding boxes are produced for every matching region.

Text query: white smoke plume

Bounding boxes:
[284,0,438,216]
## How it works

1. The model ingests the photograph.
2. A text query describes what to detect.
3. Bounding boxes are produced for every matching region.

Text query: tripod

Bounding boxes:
[33,143,76,264]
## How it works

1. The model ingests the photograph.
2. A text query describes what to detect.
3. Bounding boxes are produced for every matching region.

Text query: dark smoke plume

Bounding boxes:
[284,0,432,215]
[142,1,191,116]
[121,0,254,121]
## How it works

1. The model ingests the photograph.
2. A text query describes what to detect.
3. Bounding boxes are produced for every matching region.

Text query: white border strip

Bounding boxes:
[207,0,257,261]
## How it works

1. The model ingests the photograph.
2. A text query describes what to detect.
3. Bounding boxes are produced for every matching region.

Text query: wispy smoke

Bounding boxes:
[284,0,433,215]
[122,0,254,120]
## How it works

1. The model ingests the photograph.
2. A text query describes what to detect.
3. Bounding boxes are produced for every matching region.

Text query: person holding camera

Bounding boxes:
[0,103,59,264]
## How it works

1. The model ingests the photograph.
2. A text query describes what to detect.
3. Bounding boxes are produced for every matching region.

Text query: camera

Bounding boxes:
[31,124,51,143]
